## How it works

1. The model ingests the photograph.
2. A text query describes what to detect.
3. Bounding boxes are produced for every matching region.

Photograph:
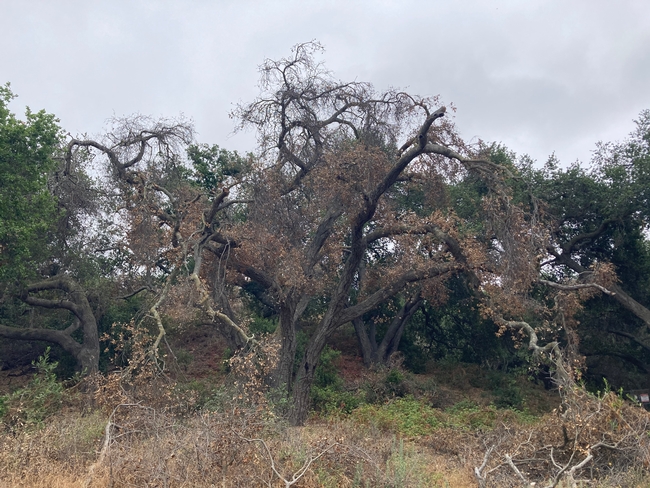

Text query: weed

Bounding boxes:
[382,437,454,487]
[266,383,291,416]
[174,348,194,367]
[220,346,232,373]
[1,347,64,429]
[445,401,498,430]
[352,397,441,436]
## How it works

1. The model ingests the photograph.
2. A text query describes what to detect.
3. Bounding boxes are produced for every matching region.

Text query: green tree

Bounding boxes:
[0,85,102,374]
[519,111,650,386]
[0,83,60,281]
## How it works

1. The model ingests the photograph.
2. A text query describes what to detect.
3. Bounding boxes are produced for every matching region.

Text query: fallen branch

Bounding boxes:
[235,431,337,487]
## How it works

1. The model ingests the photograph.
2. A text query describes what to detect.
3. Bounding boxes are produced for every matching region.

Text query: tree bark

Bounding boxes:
[353,291,423,367]
[353,318,376,368]
[274,301,298,391]
[0,322,83,360]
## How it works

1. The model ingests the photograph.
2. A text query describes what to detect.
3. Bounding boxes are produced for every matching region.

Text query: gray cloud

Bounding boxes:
[3,0,649,165]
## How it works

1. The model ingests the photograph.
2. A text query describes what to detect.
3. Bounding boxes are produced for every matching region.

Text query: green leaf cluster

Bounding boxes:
[187,143,249,192]
[0,84,62,281]
[0,347,64,429]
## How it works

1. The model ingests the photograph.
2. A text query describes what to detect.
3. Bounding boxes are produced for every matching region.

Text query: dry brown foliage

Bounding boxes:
[2,351,648,488]
[473,387,650,487]
[0,403,477,488]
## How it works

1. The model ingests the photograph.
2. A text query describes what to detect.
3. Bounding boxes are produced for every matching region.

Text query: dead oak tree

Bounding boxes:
[228,42,544,425]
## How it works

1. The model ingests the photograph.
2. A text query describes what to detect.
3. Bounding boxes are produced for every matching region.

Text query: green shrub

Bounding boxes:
[384,368,410,397]
[314,346,343,389]
[1,347,64,429]
[311,346,363,414]
[311,386,362,415]
[486,371,524,409]
[249,316,277,335]
[352,397,441,436]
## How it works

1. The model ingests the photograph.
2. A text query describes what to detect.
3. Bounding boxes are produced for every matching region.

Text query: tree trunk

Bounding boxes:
[376,292,422,363]
[609,283,650,332]
[270,292,311,393]
[353,318,377,367]
[0,276,101,374]
[75,297,100,374]
[274,303,298,391]
[289,326,330,425]
[353,292,423,367]
[0,323,82,361]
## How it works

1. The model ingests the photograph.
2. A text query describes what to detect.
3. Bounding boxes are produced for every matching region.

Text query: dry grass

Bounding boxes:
[0,398,477,487]
[1,358,649,487]
[2,400,648,487]
[7,396,646,487]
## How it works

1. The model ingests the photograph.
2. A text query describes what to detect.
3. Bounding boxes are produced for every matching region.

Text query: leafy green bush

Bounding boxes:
[352,397,441,436]
[314,346,343,389]
[384,368,410,397]
[1,347,64,429]
[249,316,278,335]
[486,371,524,409]
[311,386,362,415]
[311,346,364,414]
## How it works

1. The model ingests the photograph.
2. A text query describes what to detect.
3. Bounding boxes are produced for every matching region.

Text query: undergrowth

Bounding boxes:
[1,341,649,487]
[0,347,64,431]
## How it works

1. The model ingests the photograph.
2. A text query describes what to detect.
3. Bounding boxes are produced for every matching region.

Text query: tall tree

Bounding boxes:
[49,45,568,422]
[0,83,60,281]
[229,43,544,424]
[0,84,101,373]
[519,111,650,382]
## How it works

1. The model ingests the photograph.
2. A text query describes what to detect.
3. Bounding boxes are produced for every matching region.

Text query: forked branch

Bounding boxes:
[236,431,337,488]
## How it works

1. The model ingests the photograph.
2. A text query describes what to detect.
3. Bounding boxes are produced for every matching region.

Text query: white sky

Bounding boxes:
[2,0,649,165]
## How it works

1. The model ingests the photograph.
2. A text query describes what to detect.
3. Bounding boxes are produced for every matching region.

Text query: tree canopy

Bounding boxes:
[0,83,61,282]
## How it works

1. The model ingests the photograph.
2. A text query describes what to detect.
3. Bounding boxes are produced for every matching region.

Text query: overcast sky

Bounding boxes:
[3,0,649,165]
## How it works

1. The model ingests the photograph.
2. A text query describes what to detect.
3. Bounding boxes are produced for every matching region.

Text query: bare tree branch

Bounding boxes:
[539,279,616,296]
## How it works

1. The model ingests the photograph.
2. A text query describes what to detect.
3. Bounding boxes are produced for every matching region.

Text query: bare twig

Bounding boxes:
[235,431,337,487]
[474,445,495,488]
